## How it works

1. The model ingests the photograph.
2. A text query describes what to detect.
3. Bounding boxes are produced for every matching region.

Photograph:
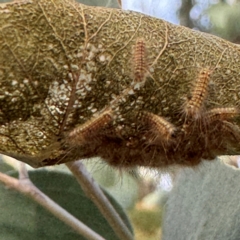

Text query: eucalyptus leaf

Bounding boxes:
[0,159,15,174]
[0,170,133,240]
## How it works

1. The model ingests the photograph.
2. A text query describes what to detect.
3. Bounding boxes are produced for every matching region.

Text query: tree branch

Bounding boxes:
[1,0,240,168]
[66,161,134,240]
[0,170,105,240]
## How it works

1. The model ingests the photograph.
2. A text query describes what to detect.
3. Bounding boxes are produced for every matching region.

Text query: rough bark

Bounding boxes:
[1,0,240,168]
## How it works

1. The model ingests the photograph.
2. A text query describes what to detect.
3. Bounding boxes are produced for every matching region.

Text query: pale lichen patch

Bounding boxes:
[11,80,18,86]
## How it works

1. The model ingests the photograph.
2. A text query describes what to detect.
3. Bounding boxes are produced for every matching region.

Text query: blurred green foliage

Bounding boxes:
[83,159,139,209]
[0,161,133,240]
[208,2,240,41]
[179,0,240,42]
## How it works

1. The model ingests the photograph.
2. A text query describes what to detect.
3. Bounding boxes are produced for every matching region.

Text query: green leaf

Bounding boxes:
[0,158,15,174]
[0,170,133,240]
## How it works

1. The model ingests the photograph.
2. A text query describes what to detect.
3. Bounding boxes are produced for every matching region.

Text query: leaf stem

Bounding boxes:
[0,170,105,240]
[66,161,134,240]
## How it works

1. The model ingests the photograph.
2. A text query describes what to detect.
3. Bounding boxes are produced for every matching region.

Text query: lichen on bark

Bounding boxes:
[1,0,240,168]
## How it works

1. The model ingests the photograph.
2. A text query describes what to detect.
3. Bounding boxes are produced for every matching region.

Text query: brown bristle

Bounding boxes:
[205,107,239,123]
[184,68,211,118]
[133,39,148,85]
[141,111,176,142]
[68,110,113,144]
[221,121,240,141]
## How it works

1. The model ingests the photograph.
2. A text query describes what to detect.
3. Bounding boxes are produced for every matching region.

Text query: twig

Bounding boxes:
[66,161,134,240]
[117,0,122,8]
[18,162,29,180]
[0,171,105,240]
